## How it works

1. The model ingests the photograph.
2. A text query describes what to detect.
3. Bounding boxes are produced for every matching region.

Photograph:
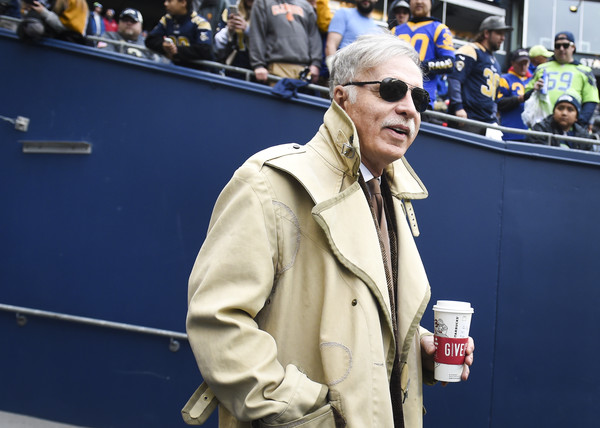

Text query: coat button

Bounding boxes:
[351,299,357,306]
[292,144,300,149]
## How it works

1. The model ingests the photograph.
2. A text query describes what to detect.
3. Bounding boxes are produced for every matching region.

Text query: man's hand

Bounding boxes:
[227,14,247,34]
[254,66,269,82]
[29,1,46,13]
[533,77,544,92]
[309,65,319,83]
[455,108,468,127]
[421,335,475,385]
[162,38,177,59]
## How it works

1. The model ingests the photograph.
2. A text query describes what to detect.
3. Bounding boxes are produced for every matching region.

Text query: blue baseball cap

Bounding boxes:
[555,31,575,43]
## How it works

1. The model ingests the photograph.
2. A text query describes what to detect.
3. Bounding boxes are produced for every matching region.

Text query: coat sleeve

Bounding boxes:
[186,168,328,423]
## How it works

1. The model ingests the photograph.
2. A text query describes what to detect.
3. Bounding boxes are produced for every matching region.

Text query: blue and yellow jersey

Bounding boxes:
[146,11,213,63]
[448,43,501,123]
[153,12,212,47]
[392,17,455,105]
[497,70,533,140]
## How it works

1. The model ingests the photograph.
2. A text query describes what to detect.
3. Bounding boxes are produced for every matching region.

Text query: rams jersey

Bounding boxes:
[392,17,455,105]
[497,70,532,140]
[148,11,212,49]
[448,43,501,123]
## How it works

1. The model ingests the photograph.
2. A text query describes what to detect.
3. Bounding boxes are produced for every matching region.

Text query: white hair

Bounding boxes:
[328,33,422,99]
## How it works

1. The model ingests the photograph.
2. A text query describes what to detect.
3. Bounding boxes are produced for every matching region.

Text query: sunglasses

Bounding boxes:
[342,78,430,113]
[555,42,574,50]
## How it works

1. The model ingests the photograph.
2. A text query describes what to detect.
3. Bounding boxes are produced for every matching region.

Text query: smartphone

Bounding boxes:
[228,5,238,16]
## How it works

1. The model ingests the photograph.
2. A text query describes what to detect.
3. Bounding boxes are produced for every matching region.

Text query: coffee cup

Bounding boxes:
[432,300,473,382]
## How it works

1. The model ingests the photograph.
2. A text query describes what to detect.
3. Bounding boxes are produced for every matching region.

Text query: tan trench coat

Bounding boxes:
[185,101,433,427]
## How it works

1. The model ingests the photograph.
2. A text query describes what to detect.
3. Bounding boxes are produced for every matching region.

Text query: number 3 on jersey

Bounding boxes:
[482,67,501,99]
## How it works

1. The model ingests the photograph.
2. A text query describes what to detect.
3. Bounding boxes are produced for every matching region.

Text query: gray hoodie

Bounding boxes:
[249,0,322,69]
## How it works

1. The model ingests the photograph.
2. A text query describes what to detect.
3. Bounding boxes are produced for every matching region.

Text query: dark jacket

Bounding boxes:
[528,115,594,151]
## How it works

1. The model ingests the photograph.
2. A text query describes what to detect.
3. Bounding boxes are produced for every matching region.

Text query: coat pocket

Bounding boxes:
[257,403,337,428]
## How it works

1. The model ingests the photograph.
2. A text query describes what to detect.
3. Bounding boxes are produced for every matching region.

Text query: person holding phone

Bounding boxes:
[213,0,254,72]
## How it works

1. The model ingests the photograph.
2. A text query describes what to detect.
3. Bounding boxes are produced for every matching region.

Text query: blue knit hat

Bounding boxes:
[554,93,581,117]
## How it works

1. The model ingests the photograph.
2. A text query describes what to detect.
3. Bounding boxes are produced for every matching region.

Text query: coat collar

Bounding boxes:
[268,101,428,206]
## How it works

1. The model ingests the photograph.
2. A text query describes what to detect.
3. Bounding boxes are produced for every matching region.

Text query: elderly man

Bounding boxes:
[183,34,474,428]
[526,31,599,129]
[102,9,157,61]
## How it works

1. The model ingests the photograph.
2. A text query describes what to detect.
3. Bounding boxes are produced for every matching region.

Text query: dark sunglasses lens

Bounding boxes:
[379,79,408,103]
[555,43,570,49]
[412,88,430,113]
[379,79,429,112]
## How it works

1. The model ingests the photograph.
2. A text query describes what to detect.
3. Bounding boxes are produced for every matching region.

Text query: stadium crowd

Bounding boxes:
[3,0,599,150]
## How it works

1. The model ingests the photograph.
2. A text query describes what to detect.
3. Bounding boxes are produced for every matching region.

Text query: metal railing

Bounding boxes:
[0,302,188,351]
[422,109,600,148]
[2,15,598,149]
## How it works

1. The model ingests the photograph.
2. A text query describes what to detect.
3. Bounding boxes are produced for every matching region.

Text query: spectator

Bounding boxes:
[528,93,594,151]
[18,0,89,44]
[448,15,512,135]
[391,0,455,109]
[528,44,552,74]
[145,0,213,68]
[213,0,252,72]
[101,8,158,61]
[249,0,321,84]
[103,8,118,33]
[526,31,599,129]
[192,0,231,35]
[324,0,383,66]
[497,48,535,141]
[387,0,410,29]
[86,2,105,36]
[183,33,474,428]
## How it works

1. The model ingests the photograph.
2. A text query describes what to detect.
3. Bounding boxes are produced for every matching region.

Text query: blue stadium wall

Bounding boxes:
[1,29,599,427]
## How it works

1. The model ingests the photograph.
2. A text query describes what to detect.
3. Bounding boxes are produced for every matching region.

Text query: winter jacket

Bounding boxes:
[529,114,594,151]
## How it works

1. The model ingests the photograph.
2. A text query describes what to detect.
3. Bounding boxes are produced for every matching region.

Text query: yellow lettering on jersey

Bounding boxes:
[396,33,430,61]
[511,82,525,96]
[481,67,501,99]
[177,37,191,47]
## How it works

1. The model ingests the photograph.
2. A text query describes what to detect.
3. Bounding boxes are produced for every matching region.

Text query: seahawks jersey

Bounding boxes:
[392,17,455,106]
[525,59,599,124]
[497,70,532,140]
[448,43,501,123]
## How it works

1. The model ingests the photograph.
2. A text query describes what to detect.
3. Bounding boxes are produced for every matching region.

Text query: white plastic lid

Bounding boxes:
[433,300,474,314]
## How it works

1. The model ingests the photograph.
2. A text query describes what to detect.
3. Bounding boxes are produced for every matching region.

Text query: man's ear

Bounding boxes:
[333,85,348,110]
